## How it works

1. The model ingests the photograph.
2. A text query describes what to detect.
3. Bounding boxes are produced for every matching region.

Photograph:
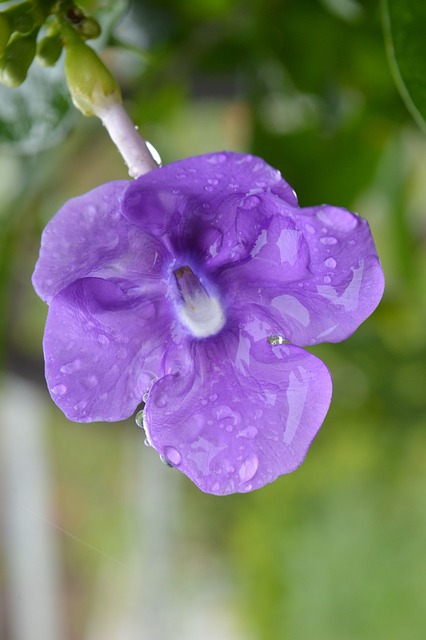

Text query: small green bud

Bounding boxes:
[63,27,121,116]
[77,17,101,41]
[36,32,62,66]
[0,13,12,56]
[0,30,37,87]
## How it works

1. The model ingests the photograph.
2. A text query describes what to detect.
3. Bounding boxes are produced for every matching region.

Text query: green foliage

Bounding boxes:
[0,61,72,152]
[383,0,426,132]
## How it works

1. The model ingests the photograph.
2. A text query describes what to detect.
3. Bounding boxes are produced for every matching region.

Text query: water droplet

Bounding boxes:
[143,392,149,402]
[202,202,210,209]
[201,399,208,406]
[238,426,258,439]
[135,410,144,428]
[83,374,98,389]
[176,172,187,179]
[216,405,241,426]
[210,393,218,402]
[159,454,174,468]
[163,446,181,466]
[155,394,167,408]
[306,224,316,235]
[324,257,337,269]
[239,453,259,482]
[243,483,253,492]
[204,185,214,192]
[207,153,226,164]
[208,178,219,185]
[117,347,127,359]
[144,437,151,447]
[97,334,110,346]
[51,384,66,395]
[324,276,332,284]
[320,236,338,245]
[243,195,261,209]
[74,400,87,413]
[226,426,233,432]
[212,482,220,492]
[60,359,81,374]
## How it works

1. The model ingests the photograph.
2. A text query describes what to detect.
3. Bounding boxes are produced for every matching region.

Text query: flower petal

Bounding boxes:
[44,277,173,422]
[32,181,169,303]
[120,152,298,269]
[143,328,332,495]
[220,202,385,345]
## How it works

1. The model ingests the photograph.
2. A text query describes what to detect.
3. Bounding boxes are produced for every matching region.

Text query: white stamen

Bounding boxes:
[178,295,226,338]
[174,267,226,338]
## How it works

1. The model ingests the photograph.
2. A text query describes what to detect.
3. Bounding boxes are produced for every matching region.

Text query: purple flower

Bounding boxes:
[33,152,384,495]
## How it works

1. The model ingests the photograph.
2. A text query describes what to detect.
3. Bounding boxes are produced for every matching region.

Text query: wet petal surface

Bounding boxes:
[44,277,173,422]
[33,181,169,303]
[144,328,332,495]
[220,203,384,345]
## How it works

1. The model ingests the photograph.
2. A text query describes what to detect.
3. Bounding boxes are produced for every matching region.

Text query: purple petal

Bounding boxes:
[44,277,173,422]
[33,181,169,303]
[143,328,332,495]
[120,152,298,269]
[220,202,385,345]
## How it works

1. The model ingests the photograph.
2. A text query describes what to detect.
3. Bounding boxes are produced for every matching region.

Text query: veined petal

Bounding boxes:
[143,329,332,495]
[120,152,298,269]
[33,181,169,303]
[221,202,384,345]
[44,277,173,422]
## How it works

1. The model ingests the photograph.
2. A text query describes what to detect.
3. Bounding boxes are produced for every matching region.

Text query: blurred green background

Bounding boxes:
[1,1,426,639]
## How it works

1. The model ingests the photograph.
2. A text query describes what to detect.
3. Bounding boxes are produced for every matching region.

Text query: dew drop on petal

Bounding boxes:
[207,153,226,164]
[204,185,214,192]
[306,224,316,235]
[238,453,259,482]
[238,426,258,439]
[243,195,261,209]
[320,236,338,245]
[144,437,151,448]
[208,178,219,185]
[324,257,337,269]
[324,276,332,284]
[83,374,98,389]
[51,384,66,395]
[60,359,81,374]
[163,446,182,466]
[98,334,110,346]
[212,482,220,492]
[135,410,144,428]
[159,454,174,468]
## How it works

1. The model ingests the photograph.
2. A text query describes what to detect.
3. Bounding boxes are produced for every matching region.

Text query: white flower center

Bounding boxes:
[174,266,226,338]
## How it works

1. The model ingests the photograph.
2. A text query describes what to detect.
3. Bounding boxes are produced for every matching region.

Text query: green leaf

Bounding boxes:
[382,0,426,132]
[0,58,73,153]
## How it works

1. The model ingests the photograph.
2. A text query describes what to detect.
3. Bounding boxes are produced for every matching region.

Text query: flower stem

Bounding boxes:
[97,101,159,178]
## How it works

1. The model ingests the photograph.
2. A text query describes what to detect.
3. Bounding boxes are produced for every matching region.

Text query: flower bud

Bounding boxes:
[77,17,101,41]
[63,27,121,116]
[0,13,12,56]
[0,30,36,87]
[36,32,62,66]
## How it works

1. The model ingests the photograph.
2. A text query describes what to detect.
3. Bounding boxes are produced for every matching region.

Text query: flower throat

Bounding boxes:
[173,266,225,338]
